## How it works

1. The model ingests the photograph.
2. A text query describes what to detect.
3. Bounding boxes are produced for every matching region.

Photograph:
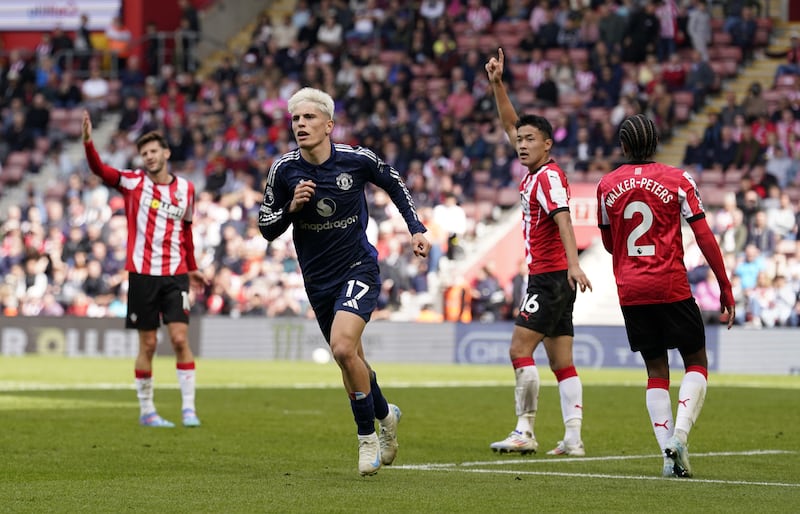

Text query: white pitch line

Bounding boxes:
[390,450,800,488]
[454,449,795,467]
[436,468,800,488]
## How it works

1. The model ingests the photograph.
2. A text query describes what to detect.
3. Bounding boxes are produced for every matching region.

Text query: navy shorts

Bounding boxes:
[126,272,190,330]
[514,270,576,337]
[621,298,705,361]
[306,263,381,343]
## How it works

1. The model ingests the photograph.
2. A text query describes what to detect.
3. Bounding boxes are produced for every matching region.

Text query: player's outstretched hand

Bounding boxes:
[411,232,431,259]
[290,179,316,213]
[485,47,505,84]
[82,110,92,142]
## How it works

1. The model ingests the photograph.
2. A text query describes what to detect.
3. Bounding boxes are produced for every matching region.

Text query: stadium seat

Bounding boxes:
[568,47,589,66]
[473,169,491,185]
[723,168,744,186]
[755,28,770,47]
[544,47,565,64]
[515,88,536,107]
[474,184,497,202]
[478,34,498,52]
[107,79,122,109]
[496,32,523,50]
[698,168,723,186]
[700,186,727,207]
[712,31,732,46]
[496,186,520,208]
[587,107,609,123]
[0,164,25,185]
[64,109,85,139]
[5,151,31,169]
[717,45,743,61]
[510,63,529,83]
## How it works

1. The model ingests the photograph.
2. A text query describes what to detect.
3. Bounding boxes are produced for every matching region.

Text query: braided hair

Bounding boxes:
[618,114,659,160]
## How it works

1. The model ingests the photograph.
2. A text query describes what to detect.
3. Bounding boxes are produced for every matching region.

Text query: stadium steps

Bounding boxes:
[655,19,799,169]
[197,0,297,79]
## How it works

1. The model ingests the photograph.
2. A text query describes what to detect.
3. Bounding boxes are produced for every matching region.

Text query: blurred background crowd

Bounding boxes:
[0,0,798,328]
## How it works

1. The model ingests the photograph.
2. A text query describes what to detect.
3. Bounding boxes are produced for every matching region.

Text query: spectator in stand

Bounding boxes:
[73,13,94,73]
[732,125,764,172]
[740,81,768,123]
[750,113,776,148]
[419,0,446,24]
[735,243,768,291]
[81,65,110,124]
[765,145,795,189]
[105,16,132,72]
[765,190,798,241]
[660,52,686,93]
[621,1,659,64]
[685,49,716,113]
[465,0,493,34]
[50,25,74,70]
[470,263,505,322]
[681,131,705,175]
[534,6,561,50]
[24,92,51,139]
[2,111,35,160]
[728,5,757,64]
[746,209,777,256]
[694,267,723,324]
[179,0,201,35]
[143,22,164,77]
[655,0,677,62]
[774,32,800,84]
[687,0,711,62]
[597,1,627,53]
[719,91,744,127]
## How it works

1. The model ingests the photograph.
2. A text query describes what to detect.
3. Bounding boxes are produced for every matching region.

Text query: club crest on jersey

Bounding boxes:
[316,198,336,217]
[335,173,353,191]
[264,186,275,206]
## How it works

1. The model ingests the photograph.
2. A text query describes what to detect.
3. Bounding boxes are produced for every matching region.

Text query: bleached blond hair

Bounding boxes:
[287,87,335,121]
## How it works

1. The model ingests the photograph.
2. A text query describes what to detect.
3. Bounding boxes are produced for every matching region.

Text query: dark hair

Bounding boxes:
[619,114,659,160]
[515,114,553,142]
[135,131,169,151]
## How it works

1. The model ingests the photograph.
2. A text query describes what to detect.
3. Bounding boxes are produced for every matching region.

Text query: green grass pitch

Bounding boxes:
[1,357,798,513]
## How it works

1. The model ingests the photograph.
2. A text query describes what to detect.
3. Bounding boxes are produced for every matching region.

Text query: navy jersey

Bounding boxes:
[258,143,427,292]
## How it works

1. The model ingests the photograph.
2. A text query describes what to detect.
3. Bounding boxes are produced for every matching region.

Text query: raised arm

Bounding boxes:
[82,110,122,185]
[485,48,519,144]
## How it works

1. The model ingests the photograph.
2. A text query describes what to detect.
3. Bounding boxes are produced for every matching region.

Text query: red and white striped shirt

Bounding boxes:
[596,161,705,305]
[84,142,196,276]
[520,160,571,275]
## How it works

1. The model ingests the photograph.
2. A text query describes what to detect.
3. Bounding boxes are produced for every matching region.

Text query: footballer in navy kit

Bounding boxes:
[258,87,431,476]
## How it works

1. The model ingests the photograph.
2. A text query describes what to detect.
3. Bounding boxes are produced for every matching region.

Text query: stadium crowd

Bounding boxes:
[0,0,798,328]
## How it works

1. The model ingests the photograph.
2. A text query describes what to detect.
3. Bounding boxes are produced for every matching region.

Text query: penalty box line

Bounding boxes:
[390,450,800,488]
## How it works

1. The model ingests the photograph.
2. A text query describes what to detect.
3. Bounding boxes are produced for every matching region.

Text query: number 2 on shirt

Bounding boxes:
[623,201,655,257]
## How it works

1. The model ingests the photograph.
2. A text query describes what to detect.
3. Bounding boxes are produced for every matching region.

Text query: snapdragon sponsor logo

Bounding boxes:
[299,215,359,232]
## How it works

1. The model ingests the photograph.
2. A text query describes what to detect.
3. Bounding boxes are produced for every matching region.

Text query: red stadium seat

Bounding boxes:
[712,31,732,46]
[474,184,497,202]
[698,169,723,186]
[0,164,25,185]
[496,186,520,208]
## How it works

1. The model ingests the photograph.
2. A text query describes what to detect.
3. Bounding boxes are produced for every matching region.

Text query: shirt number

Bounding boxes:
[520,293,540,315]
[623,201,655,257]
